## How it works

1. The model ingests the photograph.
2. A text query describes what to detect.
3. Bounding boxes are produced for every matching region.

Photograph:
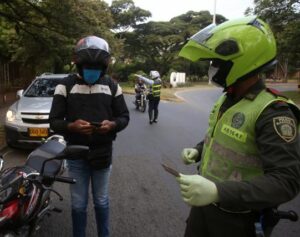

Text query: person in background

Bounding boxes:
[49,36,129,237]
[176,16,300,237]
[134,78,147,109]
[135,71,162,124]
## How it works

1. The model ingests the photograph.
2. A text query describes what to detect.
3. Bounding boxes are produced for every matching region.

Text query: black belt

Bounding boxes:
[212,202,252,214]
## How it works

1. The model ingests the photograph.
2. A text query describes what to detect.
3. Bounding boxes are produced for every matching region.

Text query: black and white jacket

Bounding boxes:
[49,74,129,147]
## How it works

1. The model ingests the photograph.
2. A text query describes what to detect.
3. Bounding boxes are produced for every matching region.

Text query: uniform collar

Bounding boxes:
[226,79,266,101]
[244,80,266,100]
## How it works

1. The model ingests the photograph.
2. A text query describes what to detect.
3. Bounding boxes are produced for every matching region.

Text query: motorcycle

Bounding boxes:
[0,135,89,237]
[256,207,298,237]
[134,89,148,112]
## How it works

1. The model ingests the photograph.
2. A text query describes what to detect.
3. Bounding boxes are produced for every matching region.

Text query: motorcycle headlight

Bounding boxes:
[6,110,16,122]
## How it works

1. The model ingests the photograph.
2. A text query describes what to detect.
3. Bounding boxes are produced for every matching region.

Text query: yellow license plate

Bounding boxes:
[28,128,48,137]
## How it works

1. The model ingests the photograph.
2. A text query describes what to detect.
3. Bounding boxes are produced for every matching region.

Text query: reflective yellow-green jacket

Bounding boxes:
[200,89,299,182]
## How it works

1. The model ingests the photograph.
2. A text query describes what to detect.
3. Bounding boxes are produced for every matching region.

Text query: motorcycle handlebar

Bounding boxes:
[276,210,298,222]
[43,175,76,184]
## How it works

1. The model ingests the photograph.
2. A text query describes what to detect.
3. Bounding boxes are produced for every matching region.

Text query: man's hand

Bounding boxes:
[94,120,116,134]
[176,174,219,206]
[68,119,94,135]
[181,148,199,165]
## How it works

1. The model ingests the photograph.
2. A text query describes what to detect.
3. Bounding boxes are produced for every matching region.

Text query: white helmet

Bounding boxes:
[149,70,160,79]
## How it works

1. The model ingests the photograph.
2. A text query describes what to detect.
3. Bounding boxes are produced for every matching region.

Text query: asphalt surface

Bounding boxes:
[1,84,299,237]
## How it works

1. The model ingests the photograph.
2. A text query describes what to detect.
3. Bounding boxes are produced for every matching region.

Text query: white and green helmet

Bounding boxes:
[179,16,277,88]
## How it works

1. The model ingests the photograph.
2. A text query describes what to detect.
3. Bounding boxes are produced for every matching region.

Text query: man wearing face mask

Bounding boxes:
[177,17,300,237]
[49,36,129,237]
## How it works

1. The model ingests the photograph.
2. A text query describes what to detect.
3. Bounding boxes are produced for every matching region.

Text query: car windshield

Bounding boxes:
[24,78,62,97]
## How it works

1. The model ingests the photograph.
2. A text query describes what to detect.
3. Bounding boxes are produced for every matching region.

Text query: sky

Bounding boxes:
[105,0,254,22]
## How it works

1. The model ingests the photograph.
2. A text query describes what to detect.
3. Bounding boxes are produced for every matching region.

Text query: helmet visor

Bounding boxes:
[180,23,242,61]
[189,23,216,48]
[75,36,109,53]
[179,24,217,61]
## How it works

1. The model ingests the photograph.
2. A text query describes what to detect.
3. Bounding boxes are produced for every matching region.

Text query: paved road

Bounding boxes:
[1,84,299,237]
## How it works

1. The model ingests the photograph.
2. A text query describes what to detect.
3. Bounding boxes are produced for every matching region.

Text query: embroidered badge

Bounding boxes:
[273,117,296,142]
[232,112,245,129]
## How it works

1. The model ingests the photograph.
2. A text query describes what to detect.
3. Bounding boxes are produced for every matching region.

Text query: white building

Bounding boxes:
[170,72,186,87]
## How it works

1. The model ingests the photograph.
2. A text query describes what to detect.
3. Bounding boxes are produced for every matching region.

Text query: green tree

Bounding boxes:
[246,0,300,80]
[110,0,151,33]
[108,0,151,75]
[120,11,226,80]
[0,0,118,73]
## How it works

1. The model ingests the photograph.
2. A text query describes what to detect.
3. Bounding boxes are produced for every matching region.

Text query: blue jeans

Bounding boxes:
[67,160,111,237]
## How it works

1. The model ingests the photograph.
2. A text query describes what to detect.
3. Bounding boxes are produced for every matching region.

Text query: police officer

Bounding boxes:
[135,71,162,124]
[49,36,129,237]
[176,17,300,237]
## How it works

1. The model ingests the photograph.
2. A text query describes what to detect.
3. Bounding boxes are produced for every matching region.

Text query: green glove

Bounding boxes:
[181,148,199,165]
[176,174,219,206]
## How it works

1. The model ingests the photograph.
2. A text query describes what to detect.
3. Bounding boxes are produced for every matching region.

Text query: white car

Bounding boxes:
[4,73,69,149]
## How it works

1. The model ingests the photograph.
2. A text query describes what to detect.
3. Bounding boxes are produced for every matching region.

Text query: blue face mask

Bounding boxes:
[83,69,102,84]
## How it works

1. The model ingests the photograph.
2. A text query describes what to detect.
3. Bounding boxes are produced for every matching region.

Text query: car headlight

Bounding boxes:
[6,110,16,122]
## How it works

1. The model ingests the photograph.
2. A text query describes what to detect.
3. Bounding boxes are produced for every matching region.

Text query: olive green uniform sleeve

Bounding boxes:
[216,102,300,210]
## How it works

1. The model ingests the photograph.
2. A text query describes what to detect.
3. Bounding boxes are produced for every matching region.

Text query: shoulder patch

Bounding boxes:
[273,116,297,142]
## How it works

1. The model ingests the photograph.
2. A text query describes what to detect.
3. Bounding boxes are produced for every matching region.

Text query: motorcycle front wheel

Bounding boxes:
[141,100,147,112]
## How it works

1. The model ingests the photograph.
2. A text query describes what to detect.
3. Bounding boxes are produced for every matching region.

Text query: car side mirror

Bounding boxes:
[16,89,24,99]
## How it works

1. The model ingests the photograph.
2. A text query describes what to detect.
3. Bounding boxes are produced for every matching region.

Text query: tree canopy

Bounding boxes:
[246,0,300,78]
[0,0,116,73]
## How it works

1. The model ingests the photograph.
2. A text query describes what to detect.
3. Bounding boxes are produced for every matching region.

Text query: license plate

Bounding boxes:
[28,128,48,137]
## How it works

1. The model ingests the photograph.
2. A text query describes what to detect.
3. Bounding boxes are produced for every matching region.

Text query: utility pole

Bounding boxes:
[213,0,217,24]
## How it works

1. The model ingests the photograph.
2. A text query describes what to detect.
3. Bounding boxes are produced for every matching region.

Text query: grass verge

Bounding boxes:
[281,91,300,105]
[120,82,214,102]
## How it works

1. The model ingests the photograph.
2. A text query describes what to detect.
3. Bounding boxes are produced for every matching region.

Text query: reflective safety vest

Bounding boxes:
[150,80,161,98]
[200,89,300,182]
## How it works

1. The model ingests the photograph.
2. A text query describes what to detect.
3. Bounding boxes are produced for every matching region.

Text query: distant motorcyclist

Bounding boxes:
[134,79,147,109]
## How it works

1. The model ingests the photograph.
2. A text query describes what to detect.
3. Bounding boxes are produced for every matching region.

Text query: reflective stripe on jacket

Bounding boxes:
[200,89,299,182]
[150,80,161,97]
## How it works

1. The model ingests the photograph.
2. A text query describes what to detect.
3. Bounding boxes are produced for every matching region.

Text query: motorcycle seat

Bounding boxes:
[25,140,66,176]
